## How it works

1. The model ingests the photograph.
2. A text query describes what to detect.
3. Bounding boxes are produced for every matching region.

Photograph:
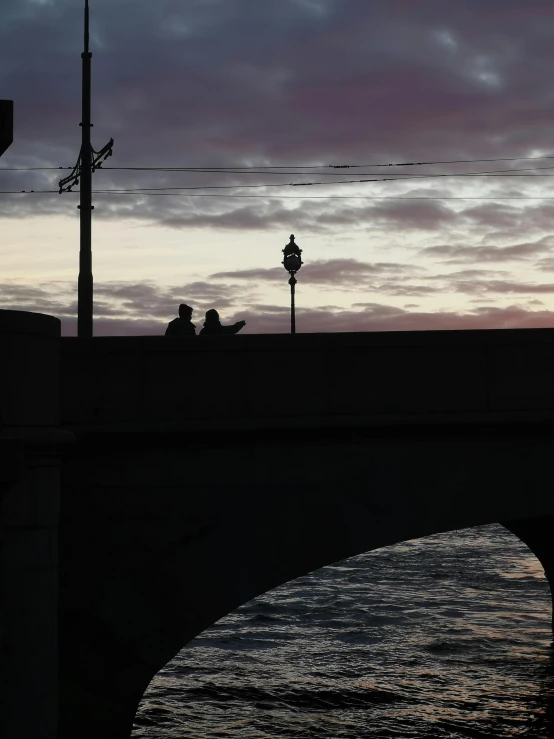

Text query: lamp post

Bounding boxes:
[282,234,303,334]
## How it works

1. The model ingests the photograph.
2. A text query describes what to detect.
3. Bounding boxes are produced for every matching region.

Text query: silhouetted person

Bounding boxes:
[199,309,246,335]
[165,304,196,336]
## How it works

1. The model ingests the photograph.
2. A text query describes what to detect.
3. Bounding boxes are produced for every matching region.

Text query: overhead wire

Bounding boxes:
[1,189,554,201]
[61,163,554,191]
[89,164,554,176]
[2,152,554,172]
[2,161,554,197]
[3,165,554,196]
[88,193,554,200]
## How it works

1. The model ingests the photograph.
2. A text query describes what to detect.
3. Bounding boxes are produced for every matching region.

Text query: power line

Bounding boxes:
[89,194,554,200]
[87,164,554,177]
[332,155,554,168]
[2,152,554,172]
[3,165,554,196]
[1,189,554,200]
[4,161,554,195]
[83,165,554,190]
[0,167,73,171]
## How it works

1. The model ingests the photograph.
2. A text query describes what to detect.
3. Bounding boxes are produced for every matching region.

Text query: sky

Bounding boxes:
[3,0,554,335]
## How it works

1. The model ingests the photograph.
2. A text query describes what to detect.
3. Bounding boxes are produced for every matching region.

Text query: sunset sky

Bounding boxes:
[3,0,554,335]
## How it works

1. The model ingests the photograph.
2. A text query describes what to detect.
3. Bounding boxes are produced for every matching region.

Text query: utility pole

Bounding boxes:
[59,0,113,338]
[0,100,13,159]
[78,0,93,339]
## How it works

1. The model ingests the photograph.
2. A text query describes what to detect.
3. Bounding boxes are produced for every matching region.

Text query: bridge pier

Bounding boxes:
[0,310,72,739]
[58,606,156,739]
[503,516,554,633]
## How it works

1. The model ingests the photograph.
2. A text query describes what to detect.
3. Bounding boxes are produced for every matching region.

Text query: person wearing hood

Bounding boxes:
[199,309,246,336]
[165,304,196,336]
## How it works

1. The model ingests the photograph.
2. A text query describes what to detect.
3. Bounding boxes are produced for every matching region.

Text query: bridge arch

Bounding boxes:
[59,432,554,738]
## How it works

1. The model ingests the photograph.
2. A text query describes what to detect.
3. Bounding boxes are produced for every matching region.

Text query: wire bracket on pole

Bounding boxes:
[58,138,114,195]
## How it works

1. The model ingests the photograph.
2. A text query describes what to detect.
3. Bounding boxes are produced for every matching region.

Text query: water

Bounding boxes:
[133,524,554,738]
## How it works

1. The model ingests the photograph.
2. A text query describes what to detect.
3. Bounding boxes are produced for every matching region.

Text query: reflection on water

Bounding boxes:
[133,524,554,738]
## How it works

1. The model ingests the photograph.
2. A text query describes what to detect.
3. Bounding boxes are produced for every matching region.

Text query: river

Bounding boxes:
[133,524,554,738]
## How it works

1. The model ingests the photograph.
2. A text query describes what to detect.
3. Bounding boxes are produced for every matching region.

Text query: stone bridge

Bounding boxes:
[2,308,554,738]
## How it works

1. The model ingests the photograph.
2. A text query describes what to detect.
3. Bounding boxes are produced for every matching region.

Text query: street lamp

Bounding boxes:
[282,234,303,334]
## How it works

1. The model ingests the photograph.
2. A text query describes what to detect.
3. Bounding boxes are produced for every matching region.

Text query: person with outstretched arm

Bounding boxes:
[199,309,246,335]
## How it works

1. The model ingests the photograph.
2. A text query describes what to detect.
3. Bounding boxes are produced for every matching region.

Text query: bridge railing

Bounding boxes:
[59,329,554,430]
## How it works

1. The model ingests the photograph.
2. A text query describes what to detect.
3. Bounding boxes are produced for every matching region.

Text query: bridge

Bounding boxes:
[2,308,554,739]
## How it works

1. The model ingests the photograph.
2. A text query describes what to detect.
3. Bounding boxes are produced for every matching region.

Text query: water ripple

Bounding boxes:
[133,524,553,738]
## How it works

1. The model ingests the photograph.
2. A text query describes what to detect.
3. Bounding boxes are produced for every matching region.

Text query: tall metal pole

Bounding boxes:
[78,0,93,337]
[289,274,297,334]
[59,0,113,335]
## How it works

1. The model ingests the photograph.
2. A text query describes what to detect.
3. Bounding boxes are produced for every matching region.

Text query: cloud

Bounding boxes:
[3,276,554,336]
[535,258,554,272]
[430,268,510,279]
[420,236,554,263]
[4,0,554,234]
[0,277,257,332]
[211,258,424,288]
[453,279,554,296]
[222,302,554,334]
[460,203,524,230]
[0,282,76,317]
[45,302,554,336]
[366,200,459,230]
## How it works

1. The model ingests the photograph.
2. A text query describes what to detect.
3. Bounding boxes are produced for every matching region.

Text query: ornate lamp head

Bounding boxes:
[282,234,303,274]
